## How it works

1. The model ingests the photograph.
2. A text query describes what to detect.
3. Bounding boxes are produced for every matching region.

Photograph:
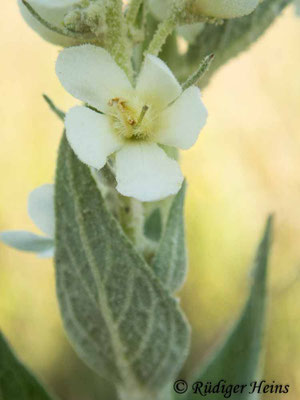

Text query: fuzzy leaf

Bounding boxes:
[54,136,190,395]
[182,216,273,399]
[186,0,291,87]
[0,331,55,400]
[153,183,187,293]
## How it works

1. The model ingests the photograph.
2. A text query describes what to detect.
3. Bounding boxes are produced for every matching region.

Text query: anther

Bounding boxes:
[128,118,136,126]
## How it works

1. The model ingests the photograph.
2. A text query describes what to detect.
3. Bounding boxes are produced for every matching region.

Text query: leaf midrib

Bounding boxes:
[65,150,139,389]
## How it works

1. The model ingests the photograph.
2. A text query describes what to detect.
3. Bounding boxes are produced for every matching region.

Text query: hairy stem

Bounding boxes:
[126,0,143,25]
[145,18,177,57]
[118,196,144,248]
[105,0,133,81]
[182,53,215,90]
[145,0,186,56]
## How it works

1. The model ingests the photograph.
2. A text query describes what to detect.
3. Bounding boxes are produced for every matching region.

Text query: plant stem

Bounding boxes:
[43,94,65,121]
[145,17,177,57]
[126,0,143,25]
[181,53,215,90]
[118,196,145,249]
[145,0,187,57]
[105,0,133,81]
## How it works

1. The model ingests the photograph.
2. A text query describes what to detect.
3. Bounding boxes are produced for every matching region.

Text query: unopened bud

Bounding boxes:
[18,0,105,46]
[18,0,83,46]
[64,9,90,33]
[187,0,260,19]
[149,0,260,21]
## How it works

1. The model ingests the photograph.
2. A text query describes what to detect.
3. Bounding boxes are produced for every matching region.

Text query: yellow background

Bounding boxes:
[0,2,299,399]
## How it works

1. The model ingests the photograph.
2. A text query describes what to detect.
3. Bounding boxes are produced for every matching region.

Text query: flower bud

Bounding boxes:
[64,2,105,38]
[187,0,260,19]
[149,0,260,21]
[18,0,98,46]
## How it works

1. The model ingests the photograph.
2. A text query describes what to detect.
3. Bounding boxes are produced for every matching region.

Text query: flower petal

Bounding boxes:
[38,247,55,259]
[28,184,55,237]
[18,0,82,47]
[0,231,54,257]
[115,143,183,202]
[136,55,182,109]
[157,86,207,150]
[65,106,121,169]
[56,45,132,111]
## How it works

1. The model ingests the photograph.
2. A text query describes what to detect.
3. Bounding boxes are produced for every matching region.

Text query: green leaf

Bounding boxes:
[182,216,273,399]
[144,208,162,242]
[185,0,291,87]
[153,183,187,293]
[54,136,190,396]
[0,331,55,400]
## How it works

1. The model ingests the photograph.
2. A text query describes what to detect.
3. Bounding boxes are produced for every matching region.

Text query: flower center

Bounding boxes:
[107,97,156,141]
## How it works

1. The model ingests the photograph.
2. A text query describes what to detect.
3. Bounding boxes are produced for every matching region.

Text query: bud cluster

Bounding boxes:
[18,0,108,46]
[64,0,106,38]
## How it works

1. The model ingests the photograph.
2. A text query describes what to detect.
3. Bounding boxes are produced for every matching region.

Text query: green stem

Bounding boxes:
[43,94,65,121]
[126,0,143,25]
[118,196,145,250]
[132,42,144,76]
[145,0,187,56]
[105,0,133,81]
[100,164,117,188]
[145,17,177,57]
[181,53,215,90]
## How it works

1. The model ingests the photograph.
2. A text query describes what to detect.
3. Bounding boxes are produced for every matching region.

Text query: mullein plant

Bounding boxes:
[0,0,294,399]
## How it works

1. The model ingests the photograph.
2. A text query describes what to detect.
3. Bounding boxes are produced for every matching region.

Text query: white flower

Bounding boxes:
[0,185,55,258]
[149,0,260,20]
[18,0,89,47]
[56,45,207,202]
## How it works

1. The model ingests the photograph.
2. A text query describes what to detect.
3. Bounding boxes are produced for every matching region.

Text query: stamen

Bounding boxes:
[128,118,136,126]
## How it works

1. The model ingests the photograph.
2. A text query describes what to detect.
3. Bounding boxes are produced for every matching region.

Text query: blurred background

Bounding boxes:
[0,2,300,399]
